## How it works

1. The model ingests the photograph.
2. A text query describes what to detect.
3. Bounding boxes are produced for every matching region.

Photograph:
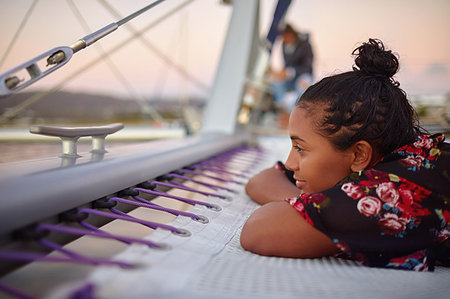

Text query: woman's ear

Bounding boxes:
[350,141,373,172]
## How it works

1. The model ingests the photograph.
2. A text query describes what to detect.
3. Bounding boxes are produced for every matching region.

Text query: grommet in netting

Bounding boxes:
[155,243,171,250]
[206,204,222,212]
[92,198,117,209]
[13,224,49,240]
[172,228,191,237]
[137,181,157,190]
[59,209,89,222]
[193,215,209,224]
[221,196,233,202]
[155,174,173,181]
[117,188,139,197]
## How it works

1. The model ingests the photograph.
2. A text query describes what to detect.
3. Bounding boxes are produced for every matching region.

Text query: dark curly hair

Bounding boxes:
[297,38,423,156]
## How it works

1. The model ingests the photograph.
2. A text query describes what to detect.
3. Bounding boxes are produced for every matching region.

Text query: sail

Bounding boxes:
[265,0,292,51]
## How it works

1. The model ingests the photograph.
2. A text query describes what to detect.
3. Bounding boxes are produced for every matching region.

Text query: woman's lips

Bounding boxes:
[294,177,306,189]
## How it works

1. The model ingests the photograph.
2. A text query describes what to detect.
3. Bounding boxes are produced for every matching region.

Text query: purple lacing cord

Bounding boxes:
[149,181,229,199]
[177,169,243,185]
[38,239,99,264]
[37,223,161,248]
[167,173,237,193]
[0,281,35,299]
[134,188,222,211]
[206,150,265,164]
[0,250,132,269]
[208,155,265,169]
[38,237,151,267]
[190,164,248,178]
[221,148,267,171]
[193,147,266,172]
[195,160,257,176]
[78,221,129,245]
[68,283,95,299]
[78,208,190,236]
[77,221,169,248]
[108,197,208,224]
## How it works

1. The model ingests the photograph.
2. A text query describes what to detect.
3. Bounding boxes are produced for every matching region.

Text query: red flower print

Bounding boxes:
[398,179,431,203]
[285,196,315,226]
[273,163,283,171]
[413,137,433,150]
[412,185,432,202]
[333,239,350,253]
[365,169,390,183]
[399,155,424,168]
[376,182,400,205]
[437,228,449,243]
[286,197,298,206]
[387,250,428,271]
[442,210,450,223]
[352,253,369,265]
[357,196,382,217]
[341,183,366,199]
[292,200,305,213]
[307,193,327,204]
[378,213,409,235]
[398,186,414,206]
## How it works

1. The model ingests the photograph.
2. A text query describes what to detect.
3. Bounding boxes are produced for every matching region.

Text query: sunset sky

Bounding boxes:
[0,0,449,101]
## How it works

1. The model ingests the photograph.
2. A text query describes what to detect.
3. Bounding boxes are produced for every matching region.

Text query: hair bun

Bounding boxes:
[352,38,399,79]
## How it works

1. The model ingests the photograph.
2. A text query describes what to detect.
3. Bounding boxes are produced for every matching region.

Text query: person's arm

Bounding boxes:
[245,167,302,205]
[240,201,338,258]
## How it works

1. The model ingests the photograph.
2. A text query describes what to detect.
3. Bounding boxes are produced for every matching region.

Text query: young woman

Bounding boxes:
[241,39,449,271]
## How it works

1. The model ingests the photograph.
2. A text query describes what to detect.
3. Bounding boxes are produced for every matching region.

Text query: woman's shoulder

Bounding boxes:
[366,133,449,197]
[374,134,447,174]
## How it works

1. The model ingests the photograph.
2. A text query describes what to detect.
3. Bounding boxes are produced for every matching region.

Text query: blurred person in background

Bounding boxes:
[269,24,314,128]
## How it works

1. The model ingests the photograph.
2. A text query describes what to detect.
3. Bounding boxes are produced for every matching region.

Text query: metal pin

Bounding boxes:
[4,76,22,90]
[46,50,67,66]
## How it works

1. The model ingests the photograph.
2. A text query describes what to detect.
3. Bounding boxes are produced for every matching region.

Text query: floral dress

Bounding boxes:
[280,134,449,271]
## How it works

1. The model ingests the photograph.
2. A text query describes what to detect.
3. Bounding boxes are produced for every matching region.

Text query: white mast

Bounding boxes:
[201,0,260,135]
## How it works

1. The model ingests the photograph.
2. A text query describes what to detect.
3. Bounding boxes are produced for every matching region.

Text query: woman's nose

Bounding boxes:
[285,148,298,171]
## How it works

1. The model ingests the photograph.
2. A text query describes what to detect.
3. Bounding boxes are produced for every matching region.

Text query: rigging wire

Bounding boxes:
[0,0,39,70]
[69,0,167,55]
[0,0,196,123]
[152,11,186,101]
[66,0,165,124]
[0,0,167,96]
[97,0,208,92]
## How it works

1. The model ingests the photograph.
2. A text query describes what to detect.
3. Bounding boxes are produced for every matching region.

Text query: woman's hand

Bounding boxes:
[245,167,302,205]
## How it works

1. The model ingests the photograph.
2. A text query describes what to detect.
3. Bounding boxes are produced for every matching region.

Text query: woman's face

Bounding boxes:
[285,107,355,194]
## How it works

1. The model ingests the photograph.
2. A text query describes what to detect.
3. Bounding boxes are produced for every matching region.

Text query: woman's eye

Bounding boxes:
[294,145,303,152]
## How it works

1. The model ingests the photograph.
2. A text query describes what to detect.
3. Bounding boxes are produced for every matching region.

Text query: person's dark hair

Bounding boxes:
[282,24,297,36]
[297,38,423,156]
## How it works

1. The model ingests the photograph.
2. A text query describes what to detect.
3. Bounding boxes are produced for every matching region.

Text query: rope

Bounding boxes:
[78,208,188,235]
[109,196,208,223]
[97,0,209,92]
[0,0,195,123]
[134,187,222,211]
[66,0,165,123]
[0,0,39,70]
[116,0,166,27]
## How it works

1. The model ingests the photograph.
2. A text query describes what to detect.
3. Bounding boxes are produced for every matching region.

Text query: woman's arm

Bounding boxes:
[240,201,338,258]
[245,167,302,205]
